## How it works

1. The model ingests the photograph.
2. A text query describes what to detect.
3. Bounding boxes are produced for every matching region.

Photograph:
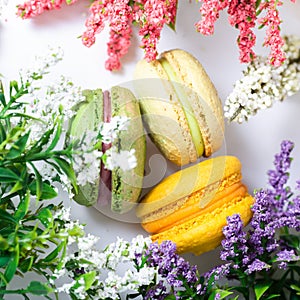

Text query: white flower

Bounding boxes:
[105,147,137,171]
[72,130,103,186]
[53,207,71,222]
[19,47,64,86]
[77,234,99,251]
[100,116,129,144]
[224,35,300,123]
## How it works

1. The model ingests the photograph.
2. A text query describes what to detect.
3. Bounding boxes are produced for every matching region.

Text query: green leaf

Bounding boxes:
[29,181,58,200]
[26,281,54,295]
[6,132,29,159]
[14,191,30,221]
[8,180,23,195]
[37,208,53,228]
[0,208,17,225]
[0,122,7,143]
[290,285,300,292]
[28,162,42,200]
[77,271,96,291]
[0,167,22,183]
[255,282,272,300]
[52,156,78,193]
[0,256,10,267]
[265,295,281,299]
[46,118,62,152]
[43,242,64,263]
[208,289,233,300]
[0,81,6,107]
[4,245,19,283]
[0,236,9,250]
[19,256,34,273]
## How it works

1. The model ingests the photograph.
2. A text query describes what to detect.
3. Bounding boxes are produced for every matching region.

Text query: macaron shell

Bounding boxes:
[68,89,103,206]
[110,86,146,213]
[134,59,198,166]
[136,156,242,221]
[151,193,254,255]
[161,49,224,157]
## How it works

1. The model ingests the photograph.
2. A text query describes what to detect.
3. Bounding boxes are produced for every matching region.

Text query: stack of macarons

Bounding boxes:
[68,49,254,255]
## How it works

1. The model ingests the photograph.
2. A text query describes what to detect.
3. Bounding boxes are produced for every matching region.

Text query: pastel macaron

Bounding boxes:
[134,49,224,166]
[136,156,254,255]
[68,86,146,214]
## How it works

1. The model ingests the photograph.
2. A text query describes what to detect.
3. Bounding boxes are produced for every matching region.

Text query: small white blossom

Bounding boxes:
[53,207,71,222]
[72,130,103,186]
[100,116,129,143]
[225,35,300,123]
[77,234,99,251]
[105,147,137,171]
[19,47,64,86]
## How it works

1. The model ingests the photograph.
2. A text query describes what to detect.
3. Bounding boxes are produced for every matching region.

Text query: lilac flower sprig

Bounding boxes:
[213,140,300,300]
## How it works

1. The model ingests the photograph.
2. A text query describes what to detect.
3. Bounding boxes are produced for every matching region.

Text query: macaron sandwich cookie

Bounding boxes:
[134,49,224,166]
[136,156,254,255]
[68,87,146,213]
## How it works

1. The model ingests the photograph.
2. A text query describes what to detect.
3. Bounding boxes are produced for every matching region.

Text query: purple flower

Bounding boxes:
[220,214,248,262]
[276,249,300,263]
[245,259,271,274]
[145,240,199,290]
[214,293,221,300]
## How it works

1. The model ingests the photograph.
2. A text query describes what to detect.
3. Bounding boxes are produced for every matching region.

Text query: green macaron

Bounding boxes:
[67,86,146,214]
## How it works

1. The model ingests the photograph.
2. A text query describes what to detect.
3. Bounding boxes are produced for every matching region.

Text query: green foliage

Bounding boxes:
[0,74,81,298]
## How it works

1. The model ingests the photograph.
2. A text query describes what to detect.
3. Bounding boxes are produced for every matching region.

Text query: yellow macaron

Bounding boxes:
[134,49,224,166]
[136,156,254,255]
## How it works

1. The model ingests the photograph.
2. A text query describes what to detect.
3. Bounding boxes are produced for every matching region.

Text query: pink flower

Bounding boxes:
[17,0,78,18]
[258,0,286,66]
[227,0,257,63]
[195,0,229,35]
[137,0,177,62]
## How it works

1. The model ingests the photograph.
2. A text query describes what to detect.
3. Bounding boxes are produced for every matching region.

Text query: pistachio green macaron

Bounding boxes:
[67,86,146,214]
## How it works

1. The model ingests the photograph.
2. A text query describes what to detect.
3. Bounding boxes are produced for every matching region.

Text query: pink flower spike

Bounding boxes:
[227,0,257,63]
[195,0,229,35]
[138,0,177,62]
[259,0,286,66]
[17,0,78,19]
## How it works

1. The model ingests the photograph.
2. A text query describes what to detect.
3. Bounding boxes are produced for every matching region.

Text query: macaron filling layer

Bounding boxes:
[98,90,112,206]
[159,57,205,157]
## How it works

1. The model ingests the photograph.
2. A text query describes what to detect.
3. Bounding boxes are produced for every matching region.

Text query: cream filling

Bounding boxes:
[160,58,204,156]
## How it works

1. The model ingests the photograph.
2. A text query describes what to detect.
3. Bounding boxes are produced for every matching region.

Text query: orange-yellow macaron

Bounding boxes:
[136,156,254,255]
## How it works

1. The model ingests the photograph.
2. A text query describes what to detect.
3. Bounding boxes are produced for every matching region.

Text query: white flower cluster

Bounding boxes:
[99,115,129,144]
[72,115,137,186]
[72,130,103,186]
[224,35,300,123]
[105,147,137,171]
[51,214,156,300]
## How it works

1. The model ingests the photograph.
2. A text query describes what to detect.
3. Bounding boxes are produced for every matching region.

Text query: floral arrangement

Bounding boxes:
[224,35,300,123]
[16,0,297,71]
[0,48,299,299]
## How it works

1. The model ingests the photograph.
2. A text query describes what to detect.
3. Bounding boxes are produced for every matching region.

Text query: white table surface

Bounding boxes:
[1,0,300,298]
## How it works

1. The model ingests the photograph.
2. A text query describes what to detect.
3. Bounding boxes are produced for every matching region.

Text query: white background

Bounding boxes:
[1,0,300,298]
